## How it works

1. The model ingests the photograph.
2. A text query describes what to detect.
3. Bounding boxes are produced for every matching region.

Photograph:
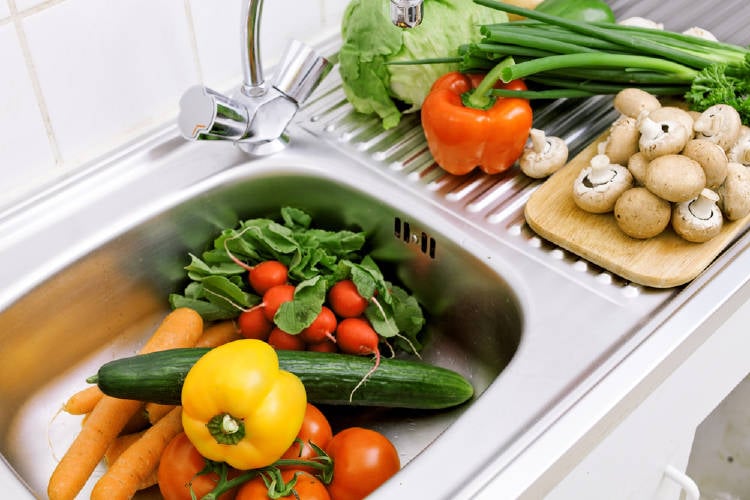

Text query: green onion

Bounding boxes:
[460,0,750,123]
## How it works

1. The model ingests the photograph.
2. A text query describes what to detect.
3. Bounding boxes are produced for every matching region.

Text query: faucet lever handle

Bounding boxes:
[178,86,250,141]
[272,40,332,105]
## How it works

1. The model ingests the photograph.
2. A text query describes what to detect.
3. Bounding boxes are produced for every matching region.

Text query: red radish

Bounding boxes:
[307,339,338,353]
[237,308,273,341]
[248,260,288,295]
[336,317,382,400]
[328,280,369,318]
[267,327,305,351]
[337,317,379,357]
[261,284,295,321]
[300,306,337,344]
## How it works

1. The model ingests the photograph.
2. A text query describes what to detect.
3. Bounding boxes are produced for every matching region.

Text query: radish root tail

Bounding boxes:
[348,349,381,402]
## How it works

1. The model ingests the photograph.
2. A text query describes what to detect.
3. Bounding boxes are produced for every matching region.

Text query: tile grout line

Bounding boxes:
[8,0,64,168]
[182,0,204,84]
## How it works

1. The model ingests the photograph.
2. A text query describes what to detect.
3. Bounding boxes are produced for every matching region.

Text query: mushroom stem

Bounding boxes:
[588,154,616,185]
[689,188,720,220]
[529,128,549,154]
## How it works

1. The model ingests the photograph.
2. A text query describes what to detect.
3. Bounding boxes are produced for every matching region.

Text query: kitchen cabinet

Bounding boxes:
[543,294,750,499]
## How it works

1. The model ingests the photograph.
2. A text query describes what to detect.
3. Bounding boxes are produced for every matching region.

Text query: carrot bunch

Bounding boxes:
[48,310,241,500]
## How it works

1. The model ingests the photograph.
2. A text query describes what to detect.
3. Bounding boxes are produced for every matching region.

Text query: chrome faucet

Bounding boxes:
[177,0,423,154]
[178,0,333,155]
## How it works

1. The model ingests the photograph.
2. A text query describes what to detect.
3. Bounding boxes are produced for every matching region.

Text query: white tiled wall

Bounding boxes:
[0,0,348,209]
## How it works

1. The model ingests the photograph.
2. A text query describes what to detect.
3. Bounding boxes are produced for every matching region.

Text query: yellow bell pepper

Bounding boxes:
[181,339,307,470]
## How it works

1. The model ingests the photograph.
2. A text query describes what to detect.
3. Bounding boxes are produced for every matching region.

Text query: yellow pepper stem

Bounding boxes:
[206,413,246,445]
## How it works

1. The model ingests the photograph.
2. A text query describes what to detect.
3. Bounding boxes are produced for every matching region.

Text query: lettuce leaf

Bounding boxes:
[339,0,508,129]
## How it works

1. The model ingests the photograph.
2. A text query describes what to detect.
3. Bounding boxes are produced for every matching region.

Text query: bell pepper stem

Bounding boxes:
[465,56,516,109]
[206,413,246,445]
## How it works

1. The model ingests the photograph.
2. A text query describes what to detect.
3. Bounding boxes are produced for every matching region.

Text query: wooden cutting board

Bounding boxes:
[524,134,750,288]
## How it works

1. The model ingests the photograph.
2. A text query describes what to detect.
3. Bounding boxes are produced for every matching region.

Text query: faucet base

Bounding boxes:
[236,135,289,156]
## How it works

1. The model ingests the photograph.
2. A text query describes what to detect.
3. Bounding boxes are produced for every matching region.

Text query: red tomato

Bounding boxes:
[281,403,333,473]
[325,427,400,500]
[158,432,238,500]
[236,469,330,500]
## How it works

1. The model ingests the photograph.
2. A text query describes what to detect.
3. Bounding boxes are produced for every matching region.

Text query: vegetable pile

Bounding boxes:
[50,311,415,500]
[451,1,750,124]
[572,88,750,243]
[48,207,470,500]
[169,206,426,358]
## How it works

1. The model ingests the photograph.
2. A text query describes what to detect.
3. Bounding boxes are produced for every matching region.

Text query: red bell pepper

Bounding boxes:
[421,61,533,176]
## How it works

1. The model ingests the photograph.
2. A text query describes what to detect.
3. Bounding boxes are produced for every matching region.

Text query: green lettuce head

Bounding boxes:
[339,0,508,129]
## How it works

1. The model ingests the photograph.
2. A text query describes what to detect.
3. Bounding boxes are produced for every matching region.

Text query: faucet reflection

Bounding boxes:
[390,0,424,28]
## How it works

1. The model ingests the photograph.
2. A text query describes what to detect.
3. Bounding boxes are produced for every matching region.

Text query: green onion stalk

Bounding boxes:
[395,0,750,124]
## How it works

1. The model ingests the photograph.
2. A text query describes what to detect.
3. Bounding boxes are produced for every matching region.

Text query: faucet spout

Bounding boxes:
[390,0,424,28]
[241,0,265,96]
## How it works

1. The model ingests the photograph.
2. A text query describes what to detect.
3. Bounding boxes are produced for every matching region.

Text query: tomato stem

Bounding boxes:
[199,445,334,499]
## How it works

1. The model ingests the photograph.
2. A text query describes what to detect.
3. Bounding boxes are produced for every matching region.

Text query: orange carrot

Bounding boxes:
[194,320,242,347]
[143,402,173,425]
[144,320,240,425]
[104,432,157,491]
[63,385,103,415]
[91,407,183,500]
[47,308,203,500]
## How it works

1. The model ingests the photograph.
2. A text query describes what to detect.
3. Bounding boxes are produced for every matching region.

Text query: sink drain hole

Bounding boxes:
[394,217,436,258]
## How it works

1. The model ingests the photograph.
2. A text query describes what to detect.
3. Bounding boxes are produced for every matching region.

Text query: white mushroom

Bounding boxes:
[614,187,671,239]
[644,154,706,203]
[728,126,750,166]
[613,88,662,119]
[682,27,718,41]
[681,139,729,190]
[519,128,569,179]
[573,153,633,213]
[718,162,750,221]
[647,106,695,139]
[618,17,664,29]
[637,111,691,160]
[693,104,743,151]
[602,115,640,165]
[672,188,723,242]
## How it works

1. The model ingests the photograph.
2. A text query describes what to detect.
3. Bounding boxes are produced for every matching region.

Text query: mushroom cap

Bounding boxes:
[728,125,750,166]
[573,161,633,214]
[648,106,695,137]
[603,115,640,165]
[614,187,671,239]
[693,104,742,151]
[672,191,723,243]
[718,162,750,221]
[682,139,728,190]
[519,129,569,179]
[627,152,649,186]
[638,114,691,160]
[613,89,662,119]
[644,154,706,203]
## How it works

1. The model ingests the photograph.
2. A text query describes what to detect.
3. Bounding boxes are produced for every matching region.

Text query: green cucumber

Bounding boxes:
[87,348,474,410]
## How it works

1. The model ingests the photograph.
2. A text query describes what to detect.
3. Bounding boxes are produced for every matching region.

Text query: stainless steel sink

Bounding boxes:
[0,91,673,499]
[2,1,750,498]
